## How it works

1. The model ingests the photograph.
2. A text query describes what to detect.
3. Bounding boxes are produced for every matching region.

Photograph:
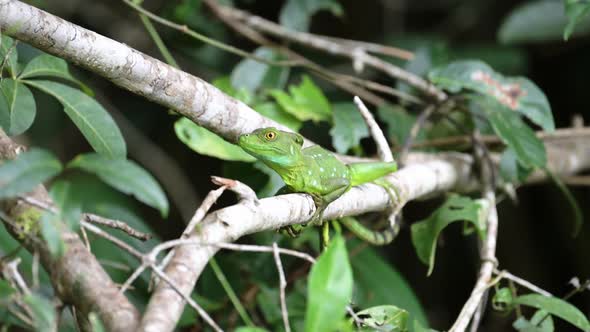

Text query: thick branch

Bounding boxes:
[0,131,139,332]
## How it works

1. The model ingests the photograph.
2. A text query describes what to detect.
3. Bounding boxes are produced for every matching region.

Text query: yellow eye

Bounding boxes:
[264,131,277,140]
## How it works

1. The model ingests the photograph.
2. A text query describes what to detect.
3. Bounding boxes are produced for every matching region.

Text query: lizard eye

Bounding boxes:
[264,131,277,141]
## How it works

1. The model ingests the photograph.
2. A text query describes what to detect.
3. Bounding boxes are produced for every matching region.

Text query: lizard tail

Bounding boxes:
[339,216,400,246]
[348,161,397,186]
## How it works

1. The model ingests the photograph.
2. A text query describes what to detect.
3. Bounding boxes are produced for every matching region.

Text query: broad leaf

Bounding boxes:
[351,244,428,325]
[231,47,289,92]
[330,103,369,153]
[499,148,533,183]
[270,75,332,123]
[355,305,408,332]
[0,78,36,135]
[40,212,66,258]
[49,179,83,228]
[279,0,343,31]
[499,1,590,43]
[24,80,126,158]
[377,104,420,146]
[24,293,57,332]
[19,54,92,94]
[305,236,353,332]
[411,195,485,275]
[564,0,590,40]
[481,98,547,168]
[68,153,169,217]
[0,148,62,199]
[515,294,590,331]
[0,280,15,300]
[429,60,554,131]
[254,102,302,131]
[513,310,555,332]
[0,34,18,77]
[174,117,255,162]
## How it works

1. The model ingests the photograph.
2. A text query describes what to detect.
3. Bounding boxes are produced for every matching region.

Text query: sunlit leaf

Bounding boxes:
[24,80,126,158]
[174,117,255,162]
[0,148,62,199]
[515,294,590,331]
[411,195,485,275]
[305,236,353,332]
[68,153,169,217]
[499,1,590,43]
[330,103,369,153]
[564,0,590,40]
[0,78,36,135]
[24,294,56,332]
[429,60,554,131]
[279,0,343,31]
[270,75,332,123]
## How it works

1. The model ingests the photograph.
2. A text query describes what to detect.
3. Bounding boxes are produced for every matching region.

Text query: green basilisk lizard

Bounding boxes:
[238,127,400,246]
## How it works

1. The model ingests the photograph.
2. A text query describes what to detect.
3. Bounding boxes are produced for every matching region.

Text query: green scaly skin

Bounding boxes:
[238,127,400,246]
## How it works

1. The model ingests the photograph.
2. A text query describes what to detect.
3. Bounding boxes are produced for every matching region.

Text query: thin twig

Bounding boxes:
[84,214,152,241]
[319,35,414,60]
[353,96,394,163]
[273,243,291,332]
[493,269,553,297]
[399,105,434,165]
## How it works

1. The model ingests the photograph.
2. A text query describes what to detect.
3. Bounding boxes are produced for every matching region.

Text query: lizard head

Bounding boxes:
[238,127,304,168]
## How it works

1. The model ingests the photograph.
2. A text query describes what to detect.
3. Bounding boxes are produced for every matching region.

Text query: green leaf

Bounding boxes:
[499,1,590,43]
[49,179,83,228]
[513,310,555,332]
[174,117,255,162]
[500,148,533,183]
[0,34,19,77]
[270,75,332,123]
[0,148,62,199]
[355,305,409,331]
[89,313,106,332]
[0,78,36,135]
[481,98,547,168]
[213,76,256,105]
[514,294,590,331]
[19,54,92,94]
[24,294,57,332]
[330,103,369,153]
[429,60,554,131]
[0,280,15,300]
[235,327,269,332]
[564,0,590,40]
[24,80,126,159]
[377,104,420,146]
[279,0,343,31]
[68,153,169,217]
[411,195,485,275]
[305,236,353,332]
[40,212,66,258]
[254,102,302,131]
[351,244,428,326]
[231,47,289,93]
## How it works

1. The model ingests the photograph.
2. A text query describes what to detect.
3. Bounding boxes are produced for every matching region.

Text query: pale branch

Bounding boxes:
[207,1,446,101]
[273,242,291,332]
[0,132,140,332]
[494,269,553,297]
[353,96,394,163]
